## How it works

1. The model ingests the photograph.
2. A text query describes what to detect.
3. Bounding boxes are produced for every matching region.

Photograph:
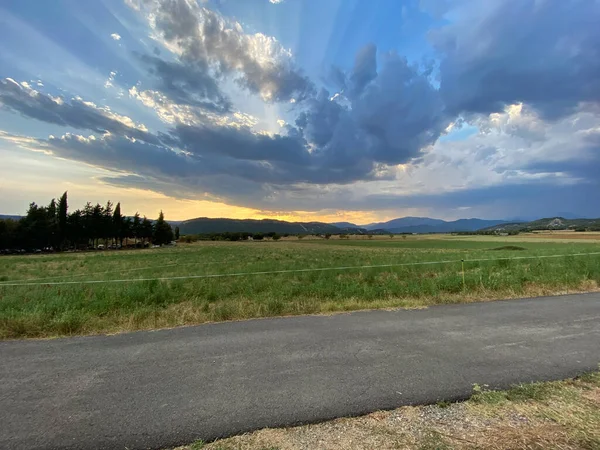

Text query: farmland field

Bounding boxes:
[1,235,600,339]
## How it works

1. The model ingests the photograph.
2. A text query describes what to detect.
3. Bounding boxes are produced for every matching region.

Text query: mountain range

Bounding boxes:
[332,217,507,233]
[5,213,599,235]
[482,217,600,232]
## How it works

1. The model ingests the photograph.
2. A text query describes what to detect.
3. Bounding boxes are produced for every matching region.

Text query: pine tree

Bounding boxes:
[132,213,141,246]
[113,202,123,246]
[141,216,153,245]
[47,198,59,248]
[153,211,173,245]
[123,217,133,247]
[174,226,180,240]
[58,192,68,249]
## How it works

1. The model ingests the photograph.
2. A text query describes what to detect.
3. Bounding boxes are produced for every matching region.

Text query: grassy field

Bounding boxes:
[180,370,600,450]
[1,235,600,339]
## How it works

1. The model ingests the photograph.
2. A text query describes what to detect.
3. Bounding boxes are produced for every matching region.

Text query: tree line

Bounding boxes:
[0,192,177,252]
[181,231,283,242]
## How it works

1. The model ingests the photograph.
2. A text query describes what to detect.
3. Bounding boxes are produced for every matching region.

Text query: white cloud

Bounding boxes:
[110,33,121,41]
[104,71,117,89]
[133,0,313,103]
[269,0,284,4]
[129,85,201,125]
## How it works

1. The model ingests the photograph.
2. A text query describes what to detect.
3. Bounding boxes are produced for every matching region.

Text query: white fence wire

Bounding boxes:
[1,251,600,287]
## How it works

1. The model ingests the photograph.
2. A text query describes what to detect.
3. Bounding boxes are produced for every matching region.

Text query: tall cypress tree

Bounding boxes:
[47,198,58,249]
[58,191,68,249]
[113,202,123,246]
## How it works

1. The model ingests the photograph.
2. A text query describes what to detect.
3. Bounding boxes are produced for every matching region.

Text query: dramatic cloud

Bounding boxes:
[433,0,600,119]
[349,43,377,96]
[296,49,448,168]
[137,53,232,113]
[133,0,315,102]
[2,0,600,218]
[0,78,159,144]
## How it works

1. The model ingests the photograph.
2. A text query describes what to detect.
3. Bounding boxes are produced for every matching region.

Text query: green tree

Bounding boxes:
[132,213,141,245]
[174,226,180,240]
[91,203,104,248]
[20,202,51,249]
[58,192,68,249]
[47,198,59,248]
[153,211,173,245]
[0,218,19,249]
[67,209,84,249]
[103,201,113,245]
[141,216,153,245]
[113,202,123,246]
[122,216,133,247]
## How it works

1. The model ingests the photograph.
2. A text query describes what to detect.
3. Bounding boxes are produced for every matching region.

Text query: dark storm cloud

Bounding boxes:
[296,51,449,168]
[0,78,160,145]
[45,134,194,178]
[433,0,600,119]
[349,43,377,96]
[146,0,315,102]
[169,122,309,165]
[137,53,232,113]
[163,121,388,185]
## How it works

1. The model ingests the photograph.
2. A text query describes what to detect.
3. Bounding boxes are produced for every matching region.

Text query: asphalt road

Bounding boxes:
[1,293,600,450]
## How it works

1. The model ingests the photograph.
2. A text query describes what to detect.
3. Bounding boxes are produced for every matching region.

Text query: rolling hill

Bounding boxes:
[360,217,507,233]
[330,222,361,229]
[483,217,600,232]
[0,215,23,221]
[179,217,341,235]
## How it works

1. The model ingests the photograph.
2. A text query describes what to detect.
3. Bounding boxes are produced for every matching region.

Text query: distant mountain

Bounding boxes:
[179,217,341,235]
[362,217,507,233]
[0,215,22,221]
[483,217,600,232]
[363,217,446,231]
[331,221,360,229]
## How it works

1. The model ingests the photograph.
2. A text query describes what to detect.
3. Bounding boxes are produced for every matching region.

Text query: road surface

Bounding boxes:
[1,293,600,450]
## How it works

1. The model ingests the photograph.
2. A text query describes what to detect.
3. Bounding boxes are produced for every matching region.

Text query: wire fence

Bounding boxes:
[1,251,599,288]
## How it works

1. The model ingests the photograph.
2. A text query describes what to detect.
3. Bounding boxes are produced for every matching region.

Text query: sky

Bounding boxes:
[0,0,599,223]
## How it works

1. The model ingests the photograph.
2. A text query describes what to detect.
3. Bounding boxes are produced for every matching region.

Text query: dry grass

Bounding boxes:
[176,371,600,450]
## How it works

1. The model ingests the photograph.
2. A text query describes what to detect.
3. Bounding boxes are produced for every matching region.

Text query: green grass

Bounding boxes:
[1,236,600,339]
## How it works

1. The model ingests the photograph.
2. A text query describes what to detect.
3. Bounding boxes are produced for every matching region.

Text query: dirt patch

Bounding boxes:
[175,373,600,450]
